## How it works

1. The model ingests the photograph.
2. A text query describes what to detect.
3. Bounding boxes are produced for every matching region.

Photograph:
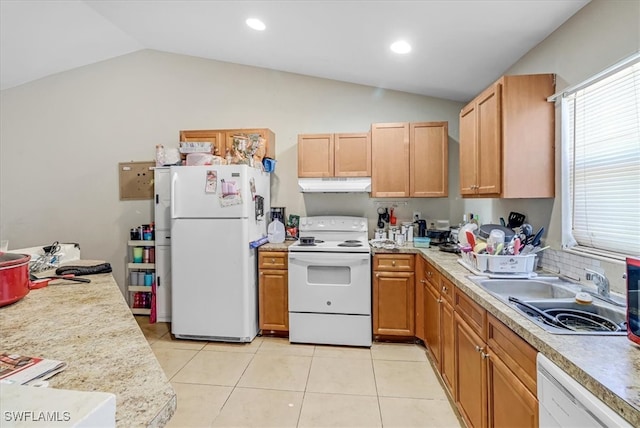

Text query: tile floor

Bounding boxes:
[136,317,462,428]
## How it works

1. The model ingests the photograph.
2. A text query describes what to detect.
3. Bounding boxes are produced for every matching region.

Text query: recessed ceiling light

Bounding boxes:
[390,40,411,54]
[246,18,266,31]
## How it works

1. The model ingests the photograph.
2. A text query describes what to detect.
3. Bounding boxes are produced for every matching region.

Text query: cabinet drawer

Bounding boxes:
[440,276,455,304]
[455,288,486,339]
[374,254,414,271]
[259,252,288,269]
[422,258,441,286]
[487,314,537,395]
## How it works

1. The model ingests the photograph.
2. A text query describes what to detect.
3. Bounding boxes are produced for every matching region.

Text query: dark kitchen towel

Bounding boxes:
[55,263,112,276]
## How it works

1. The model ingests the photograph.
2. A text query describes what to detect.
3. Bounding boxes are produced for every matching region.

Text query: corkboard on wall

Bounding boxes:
[119,161,155,200]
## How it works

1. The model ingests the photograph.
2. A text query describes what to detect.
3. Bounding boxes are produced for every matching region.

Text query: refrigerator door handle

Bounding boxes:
[170,172,177,219]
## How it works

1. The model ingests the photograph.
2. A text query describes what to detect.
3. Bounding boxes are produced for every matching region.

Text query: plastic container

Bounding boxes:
[414,237,431,248]
[132,247,143,263]
[267,219,286,243]
[262,157,276,172]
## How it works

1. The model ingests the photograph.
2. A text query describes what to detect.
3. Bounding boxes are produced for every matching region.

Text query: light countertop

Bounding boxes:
[0,261,176,427]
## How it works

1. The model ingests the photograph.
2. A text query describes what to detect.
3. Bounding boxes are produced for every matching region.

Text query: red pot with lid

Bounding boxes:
[0,252,34,307]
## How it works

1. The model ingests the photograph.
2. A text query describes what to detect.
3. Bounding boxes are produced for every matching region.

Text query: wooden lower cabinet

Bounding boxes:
[487,352,538,428]
[258,252,288,333]
[453,286,538,428]
[486,314,538,428]
[455,310,488,428]
[373,254,415,337]
[440,285,455,394]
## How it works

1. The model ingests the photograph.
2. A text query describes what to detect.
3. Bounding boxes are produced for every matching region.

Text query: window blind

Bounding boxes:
[565,56,640,257]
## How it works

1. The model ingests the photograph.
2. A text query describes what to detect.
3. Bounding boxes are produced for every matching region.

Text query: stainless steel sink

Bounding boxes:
[468,276,581,302]
[467,276,627,335]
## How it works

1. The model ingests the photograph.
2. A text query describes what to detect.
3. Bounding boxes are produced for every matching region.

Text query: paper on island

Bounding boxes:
[0,352,67,386]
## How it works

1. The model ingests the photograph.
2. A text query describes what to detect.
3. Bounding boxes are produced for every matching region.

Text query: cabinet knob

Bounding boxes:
[436,298,442,304]
[481,352,490,360]
[475,345,484,353]
[271,258,275,263]
[376,273,380,278]
[260,272,263,275]
[420,279,427,283]
[427,271,432,277]
[392,260,396,266]
[442,286,448,293]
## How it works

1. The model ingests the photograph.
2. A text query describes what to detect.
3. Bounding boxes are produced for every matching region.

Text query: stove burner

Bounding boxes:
[296,239,325,247]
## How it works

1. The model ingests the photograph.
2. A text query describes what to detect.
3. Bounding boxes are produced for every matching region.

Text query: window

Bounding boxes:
[560,53,640,259]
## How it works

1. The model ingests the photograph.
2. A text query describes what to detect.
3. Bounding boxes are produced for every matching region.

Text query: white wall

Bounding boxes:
[0,50,462,294]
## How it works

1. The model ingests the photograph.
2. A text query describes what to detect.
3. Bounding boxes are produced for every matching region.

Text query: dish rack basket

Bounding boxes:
[461,252,537,274]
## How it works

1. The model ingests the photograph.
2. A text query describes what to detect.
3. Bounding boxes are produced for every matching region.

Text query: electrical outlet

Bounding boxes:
[413,211,421,221]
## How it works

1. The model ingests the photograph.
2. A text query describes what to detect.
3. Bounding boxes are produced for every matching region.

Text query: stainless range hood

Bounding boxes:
[298,177,371,193]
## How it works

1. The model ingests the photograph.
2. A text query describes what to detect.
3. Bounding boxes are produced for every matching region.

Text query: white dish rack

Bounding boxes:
[459,251,538,278]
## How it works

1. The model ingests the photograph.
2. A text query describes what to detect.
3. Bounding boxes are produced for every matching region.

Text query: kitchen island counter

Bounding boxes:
[0,261,176,427]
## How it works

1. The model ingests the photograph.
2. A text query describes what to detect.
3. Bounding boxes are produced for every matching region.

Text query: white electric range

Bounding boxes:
[288,216,372,347]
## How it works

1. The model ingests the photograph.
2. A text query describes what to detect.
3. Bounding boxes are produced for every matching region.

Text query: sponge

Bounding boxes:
[574,292,593,305]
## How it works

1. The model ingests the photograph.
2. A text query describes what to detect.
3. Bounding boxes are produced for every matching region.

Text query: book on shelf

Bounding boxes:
[0,352,67,386]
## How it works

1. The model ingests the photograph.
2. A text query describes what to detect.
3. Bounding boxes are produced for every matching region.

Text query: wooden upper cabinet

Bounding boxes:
[179,130,226,156]
[335,133,371,177]
[371,122,410,197]
[297,132,371,177]
[459,73,555,198]
[372,121,449,198]
[410,122,449,197]
[298,134,334,177]
[180,128,276,159]
[459,104,477,195]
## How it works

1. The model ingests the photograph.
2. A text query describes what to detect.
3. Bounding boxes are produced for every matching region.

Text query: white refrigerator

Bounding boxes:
[170,165,270,342]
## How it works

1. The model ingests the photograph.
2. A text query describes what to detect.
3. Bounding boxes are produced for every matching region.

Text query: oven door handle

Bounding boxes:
[289,254,369,265]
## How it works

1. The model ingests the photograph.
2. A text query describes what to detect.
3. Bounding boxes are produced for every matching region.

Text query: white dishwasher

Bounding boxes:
[537,353,631,427]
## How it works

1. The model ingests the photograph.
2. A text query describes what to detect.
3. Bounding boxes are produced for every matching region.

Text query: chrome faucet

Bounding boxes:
[585,268,610,298]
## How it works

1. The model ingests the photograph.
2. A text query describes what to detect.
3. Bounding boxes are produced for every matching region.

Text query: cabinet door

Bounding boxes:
[423,280,441,366]
[410,122,448,197]
[371,122,410,197]
[459,104,477,195]
[155,245,171,322]
[441,300,455,395]
[259,269,289,332]
[373,271,415,336]
[179,130,224,156]
[414,257,426,341]
[335,133,371,177]
[476,84,502,195]
[298,134,334,177]
[154,168,171,245]
[455,312,488,428]
[487,350,538,428]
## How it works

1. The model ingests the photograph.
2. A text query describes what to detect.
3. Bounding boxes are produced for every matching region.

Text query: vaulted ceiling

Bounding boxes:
[0,0,590,101]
